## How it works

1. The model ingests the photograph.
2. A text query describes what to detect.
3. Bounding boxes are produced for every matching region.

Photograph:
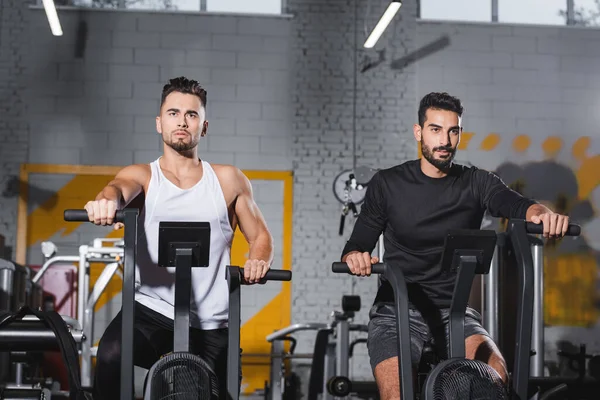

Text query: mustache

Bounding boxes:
[172,129,190,134]
[433,145,454,153]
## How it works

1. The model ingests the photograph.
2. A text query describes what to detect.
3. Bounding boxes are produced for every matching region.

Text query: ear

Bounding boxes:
[155,116,162,134]
[201,120,208,137]
[413,123,422,142]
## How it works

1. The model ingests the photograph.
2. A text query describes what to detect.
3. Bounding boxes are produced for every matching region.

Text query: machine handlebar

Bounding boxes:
[525,222,581,236]
[64,209,126,223]
[332,262,384,274]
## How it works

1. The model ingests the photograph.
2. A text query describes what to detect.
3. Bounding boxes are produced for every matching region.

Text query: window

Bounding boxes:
[498,0,566,25]
[573,0,600,26]
[420,0,492,22]
[61,0,283,14]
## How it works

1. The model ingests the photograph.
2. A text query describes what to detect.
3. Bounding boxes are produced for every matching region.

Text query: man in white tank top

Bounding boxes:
[82,77,274,400]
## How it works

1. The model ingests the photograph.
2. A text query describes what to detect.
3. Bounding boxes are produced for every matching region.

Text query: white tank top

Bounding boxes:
[134,158,234,329]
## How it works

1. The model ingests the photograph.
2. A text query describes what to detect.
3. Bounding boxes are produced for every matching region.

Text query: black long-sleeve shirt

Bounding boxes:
[341,159,537,311]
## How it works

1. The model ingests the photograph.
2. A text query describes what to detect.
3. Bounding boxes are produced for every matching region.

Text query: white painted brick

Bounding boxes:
[212,34,263,52]
[160,67,211,83]
[81,115,134,133]
[560,56,600,74]
[235,153,292,170]
[58,63,109,81]
[185,51,236,68]
[85,13,138,32]
[442,67,491,84]
[159,33,211,50]
[262,70,289,86]
[492,36,536,53]
[448,34,493,52]
[492,101,538,118]
[236,85,288,103]
[514,85,561,103]
[211,68,262,85]
[210,101,261,119]
[512,26,560,38]
[466,84,514,101]
[112,31,160,48]
[513,54,560,70]
[236,120,288,136]
[29,147,80,164]
[84,47,134,64]
[36,81,84,98]
[55,131,108,149]
[263,37,290,53]
[109,65,159,82]
[200,152,235,165]
[134,150,162,164]
[132,82,163,99]
[537,38,586,56]
[206,119,235,135]
[262,103,289,120]
[108,99,158,116]
[134,116,157,134]
[237,52,289,70]
[260,137,290,154]
[208,135,260,153]
[80,148,133,166]
[185,15,237,34]
[134,49,186,66]
[237,18,291,36]
[203,84,236,102]
[562,88,600,104]
[85,81,133,98]
[516,118,566,133]
[108,132,160,151]
[56,98,109,116]
[492,68,538,85]
[137,14,188,32]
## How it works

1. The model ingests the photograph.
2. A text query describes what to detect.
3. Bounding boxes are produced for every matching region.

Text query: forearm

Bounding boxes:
[526,203,554,221]
[95,184,124,208]
[248,230,274,265]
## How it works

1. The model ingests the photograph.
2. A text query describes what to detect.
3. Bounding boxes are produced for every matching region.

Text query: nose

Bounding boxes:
[439,132,450,147]
[178,116,188,128]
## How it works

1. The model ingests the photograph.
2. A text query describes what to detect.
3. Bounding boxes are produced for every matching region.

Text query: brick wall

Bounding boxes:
[26,7,293,170]
[288,0,418,382]
[0,0,30,260]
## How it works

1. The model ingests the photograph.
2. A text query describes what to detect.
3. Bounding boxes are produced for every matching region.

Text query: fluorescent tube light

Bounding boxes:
[364,1,402,49]
[42,0,63,36]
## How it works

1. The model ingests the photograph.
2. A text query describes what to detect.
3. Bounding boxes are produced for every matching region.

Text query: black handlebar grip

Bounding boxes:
[64,209,126,223]
[525,222,581,236]
[331,262,384,274]
[253,269,292,281]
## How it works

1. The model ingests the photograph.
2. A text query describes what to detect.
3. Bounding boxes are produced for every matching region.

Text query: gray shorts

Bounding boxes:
[367,303,490,372]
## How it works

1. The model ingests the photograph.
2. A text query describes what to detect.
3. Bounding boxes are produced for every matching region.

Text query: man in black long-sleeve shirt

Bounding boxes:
[341,92,570,400]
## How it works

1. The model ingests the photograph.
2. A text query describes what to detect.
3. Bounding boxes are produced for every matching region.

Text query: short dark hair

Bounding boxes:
[160,76,207,108]
[418,92,463,127]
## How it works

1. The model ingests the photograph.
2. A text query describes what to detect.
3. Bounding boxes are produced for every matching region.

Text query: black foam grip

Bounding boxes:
[525,222,581,236]
[247,269,291,281]
[64,209,125,223]
[331,262,384,274]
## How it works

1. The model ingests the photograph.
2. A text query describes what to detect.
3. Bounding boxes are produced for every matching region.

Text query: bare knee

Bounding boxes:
[374,357,415,400]
[465,334,508,383]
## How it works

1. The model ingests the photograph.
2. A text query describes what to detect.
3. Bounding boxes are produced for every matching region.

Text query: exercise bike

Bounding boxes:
[330,219,581,400]
[64,209,292,400]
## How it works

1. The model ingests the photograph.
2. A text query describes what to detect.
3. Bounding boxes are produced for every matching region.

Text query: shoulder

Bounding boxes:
[377,159,419,180]
[210,163,250,192]
[116,163,151,181]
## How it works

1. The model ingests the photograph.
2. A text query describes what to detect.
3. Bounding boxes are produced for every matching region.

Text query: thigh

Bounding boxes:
[189,328,230,399]
[431,307,495,360]
[367,303,429,372]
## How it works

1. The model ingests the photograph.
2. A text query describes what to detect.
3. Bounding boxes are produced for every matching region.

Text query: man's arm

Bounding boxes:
[85,164,149,226]
[341,172,387,275]
[233,168,275,283]
[475,169,569,237]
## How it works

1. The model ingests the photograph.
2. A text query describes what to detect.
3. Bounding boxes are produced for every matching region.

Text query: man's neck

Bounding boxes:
[161,146,201,174]
[419,157,450,178]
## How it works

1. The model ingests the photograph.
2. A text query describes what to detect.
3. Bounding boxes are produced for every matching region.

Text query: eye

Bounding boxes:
[168,112,176,117]
[450,129,459,135]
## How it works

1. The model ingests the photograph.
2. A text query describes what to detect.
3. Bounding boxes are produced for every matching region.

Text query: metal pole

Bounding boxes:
[484,245,499,342]
[78,245,88,328]
[492,0,499,22]
[566,0,575,25]
[530,239,545,377]
[200,0,207,11]
[336,320,350,378]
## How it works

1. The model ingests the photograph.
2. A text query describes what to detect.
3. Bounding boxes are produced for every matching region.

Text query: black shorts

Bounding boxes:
[366,302,490,372]
[94,302,235,400]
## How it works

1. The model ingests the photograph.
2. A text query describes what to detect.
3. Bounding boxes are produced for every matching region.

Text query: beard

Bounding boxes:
[421,142,456,171]
[163,131,199,153]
